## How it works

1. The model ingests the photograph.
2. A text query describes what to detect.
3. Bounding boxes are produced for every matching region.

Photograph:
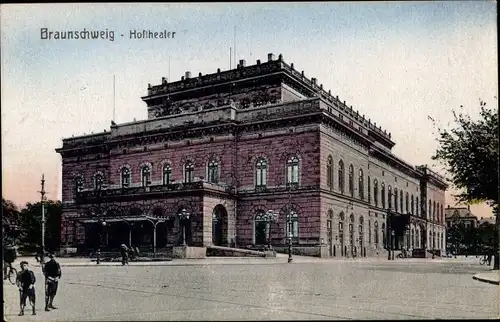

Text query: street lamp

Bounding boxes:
[286,212,294,263]
[96,220,107,264]
[177,208,191,246]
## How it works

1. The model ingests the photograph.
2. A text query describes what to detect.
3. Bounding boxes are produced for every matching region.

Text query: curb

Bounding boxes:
[472,275,500,285]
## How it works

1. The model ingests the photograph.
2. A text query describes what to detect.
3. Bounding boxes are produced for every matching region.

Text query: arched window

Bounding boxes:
[74,175,84,194]
[358,216,364,250]
[394,188,398,212]
[121,168,130,188]
[326,155,333,190]
[358,169,364,200]
[373,179,379,206]
[207,159,220,183]
[141,165,151,187]
[349,214,355,251]
[162,164,172,185]
[338,160,345,193]
[381,182,385,208]
[411,228,415,248]
[94,172,104,190]
[184,161,194,183]
[416,197,419,216]
[348,164,354,196]
[388,185,392,209]
[367,176,371,203]
[374,221,379,245]
[286,211,299,238]
[400,193,403,213]
[287,156,299,184]
[411,195,414,214]
[255,158,268,187]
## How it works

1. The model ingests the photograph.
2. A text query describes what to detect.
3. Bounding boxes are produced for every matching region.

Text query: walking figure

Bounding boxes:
[43,253,61,311]
[120,244,129,265]
[16,261,36,316]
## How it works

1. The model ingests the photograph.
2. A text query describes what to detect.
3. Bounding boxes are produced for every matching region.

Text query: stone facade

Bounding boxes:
[56,53,448,257]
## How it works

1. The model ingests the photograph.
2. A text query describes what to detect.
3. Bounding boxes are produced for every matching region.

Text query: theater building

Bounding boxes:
[56,53,447,257]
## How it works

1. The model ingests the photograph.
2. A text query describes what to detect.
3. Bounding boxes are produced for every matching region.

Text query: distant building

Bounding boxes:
[56,53,448,258]
[477,217,495,226]
[445,205,477,228]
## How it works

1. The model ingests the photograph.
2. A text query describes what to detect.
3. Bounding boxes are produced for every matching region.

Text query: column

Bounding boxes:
[153,222,157,255]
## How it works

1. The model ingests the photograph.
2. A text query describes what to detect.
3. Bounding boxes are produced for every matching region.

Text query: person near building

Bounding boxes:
[120,244,129,265]
[43,253,61,311]
[16,261,37,316]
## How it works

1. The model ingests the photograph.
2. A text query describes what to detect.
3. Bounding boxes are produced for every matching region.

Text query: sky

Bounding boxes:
[1,2,498,218]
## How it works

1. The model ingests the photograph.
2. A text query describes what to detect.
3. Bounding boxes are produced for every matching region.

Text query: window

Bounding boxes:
[374,221,379,245]
[374,179,379,206]
[287,156,299,184]
[348,164,354,196]
[358,169,364,200]
[326,155,333,190]
[394,188,398,212]
[428,200,432,219]
[416,197,419,216]
[94,172,104,190]
[381,182,386,208]
[141,165,151,187]
[367,176,371,203]
[411,195,414,214]
[286,211,299,238]
[388,185,392,209]
[162,164,172,185]
[184,161,194,183]
[400,193,403,213]
[255,158,268,187]
[441,204,444,223]
[121,168,130,188]
[207,160,220,183]
[338,160,345,193]
[74,175,84,194]
[433,201,436,222]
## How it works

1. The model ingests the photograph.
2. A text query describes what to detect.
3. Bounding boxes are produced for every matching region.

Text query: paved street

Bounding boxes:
[3,257,498,320]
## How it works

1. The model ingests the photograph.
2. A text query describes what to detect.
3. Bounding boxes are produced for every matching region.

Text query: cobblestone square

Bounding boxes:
[3,257,498,320]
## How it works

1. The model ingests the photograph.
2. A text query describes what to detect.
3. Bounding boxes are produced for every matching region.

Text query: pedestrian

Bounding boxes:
[16,261,37,316]
[43,253,61,311]
[120,244,129,265]
[487,252,493,266]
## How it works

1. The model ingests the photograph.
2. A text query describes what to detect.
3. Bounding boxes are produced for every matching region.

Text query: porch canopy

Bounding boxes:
[76,215,170,252]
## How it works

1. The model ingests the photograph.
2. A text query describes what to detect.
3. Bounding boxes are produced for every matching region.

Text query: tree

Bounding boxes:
[432,100,499,269]
[18,200,62,253]
[2,198,21,245]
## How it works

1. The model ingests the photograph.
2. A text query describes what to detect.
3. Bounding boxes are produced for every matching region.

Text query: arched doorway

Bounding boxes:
[254,212,267,245]
[212,205,228,246]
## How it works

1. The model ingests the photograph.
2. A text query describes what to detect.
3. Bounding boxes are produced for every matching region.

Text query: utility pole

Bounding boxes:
[39,174,46,264]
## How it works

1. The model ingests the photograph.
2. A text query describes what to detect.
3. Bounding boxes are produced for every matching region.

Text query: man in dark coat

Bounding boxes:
[43,253,61,311]
[16,261,36,316]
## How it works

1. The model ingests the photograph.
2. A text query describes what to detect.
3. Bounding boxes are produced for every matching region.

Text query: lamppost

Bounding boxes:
[177,208,191,246]
[96,219,107,265]
[286,212,294,263]
[262,210,278,251]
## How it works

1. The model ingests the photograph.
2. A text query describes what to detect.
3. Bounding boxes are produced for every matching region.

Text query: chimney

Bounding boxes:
[311,78,317,85]
[161,77,167,84]
[291,63,294,69]
[268,53,275,61]
[217,68,221,73]
[256,59,261,65]
[239,59,246,68]
[185,71,191,79]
